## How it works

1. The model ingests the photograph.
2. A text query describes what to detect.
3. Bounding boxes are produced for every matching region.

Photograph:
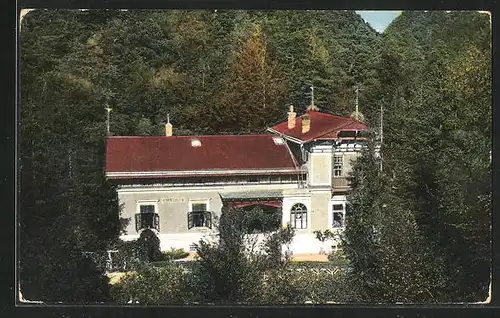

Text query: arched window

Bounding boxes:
[290,203,307,229]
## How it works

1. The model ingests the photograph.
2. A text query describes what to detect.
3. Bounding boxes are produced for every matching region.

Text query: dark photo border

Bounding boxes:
[7,0,499,317]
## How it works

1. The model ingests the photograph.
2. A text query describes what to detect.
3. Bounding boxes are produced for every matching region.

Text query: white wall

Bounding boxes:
[308,152,332,186]
[120,231,341,255]
[117,182,300,235]
[287,232,341,254]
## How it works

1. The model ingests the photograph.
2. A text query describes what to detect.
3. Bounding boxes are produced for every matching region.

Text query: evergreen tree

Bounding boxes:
[207,23,288,133]
[20,9,121,301]
[343,136,451,303]
[376,10,491,301]
[342,135,383,299]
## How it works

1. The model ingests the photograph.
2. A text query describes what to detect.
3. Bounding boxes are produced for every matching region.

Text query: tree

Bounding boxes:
[375,11,491,301]
[193,205,294,303]
[343,136,451,303]
[341,135,384,298]
[136,229,163,262]
[207,23,288,133]
[19,10,122,301]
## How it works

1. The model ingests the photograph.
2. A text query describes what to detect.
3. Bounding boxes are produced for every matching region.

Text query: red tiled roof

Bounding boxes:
[105,134,300,177]
[269,111,368,142]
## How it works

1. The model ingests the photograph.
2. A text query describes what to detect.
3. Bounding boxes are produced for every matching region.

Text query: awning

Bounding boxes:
[227,200,282,208]
[220,190,283,208]
[219,190,283,200]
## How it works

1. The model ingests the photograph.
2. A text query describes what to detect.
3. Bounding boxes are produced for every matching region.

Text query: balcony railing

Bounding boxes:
[135,213,160,232]
[188,211,212,229]
[332,177,350,190]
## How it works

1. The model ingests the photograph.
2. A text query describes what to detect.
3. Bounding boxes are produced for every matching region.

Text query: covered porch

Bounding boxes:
[219,190,283,233]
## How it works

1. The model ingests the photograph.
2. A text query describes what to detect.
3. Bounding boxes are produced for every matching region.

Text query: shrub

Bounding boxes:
[327,249,349,266]
[194,236,264,303]
[150,260,171,267]
[150,249,190,267]
[193,205,295,304]
[314,229,341,254]
[162,248,189,261]
[260,268,309,304]
[314,229,336,242]
[110,264,194,304]
[136,229,163,262]
[108,240,143,271]
[108,231,164,271]
[261,264,361,304]
[304,267,361,303]
[242,205,282,233]
[262,224,295,268]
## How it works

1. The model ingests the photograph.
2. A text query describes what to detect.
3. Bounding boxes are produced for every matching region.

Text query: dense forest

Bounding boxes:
[19,10,491,303]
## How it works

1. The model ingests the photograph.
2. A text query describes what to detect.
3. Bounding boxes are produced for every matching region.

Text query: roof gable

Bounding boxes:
[269,111,368,142]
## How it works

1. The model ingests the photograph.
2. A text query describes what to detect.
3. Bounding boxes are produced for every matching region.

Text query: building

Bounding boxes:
[105,106,368,255]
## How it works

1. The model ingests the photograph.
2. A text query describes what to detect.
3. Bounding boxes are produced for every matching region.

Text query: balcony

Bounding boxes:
[135,213,160,232]
[332,177,350,191]
[187,211,213,229]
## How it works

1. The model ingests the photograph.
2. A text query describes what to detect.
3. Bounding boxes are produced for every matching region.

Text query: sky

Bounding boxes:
[355,11,402,33]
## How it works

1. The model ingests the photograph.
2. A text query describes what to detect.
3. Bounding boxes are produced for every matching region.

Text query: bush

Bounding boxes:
[108,231,165,271]
[136,229,163,262]
[108,240,141,271]
[162,248,190,261]
[314,229,341,254]
[194,237,264,303]
[149,260,171,267]
[304,267,361,303]
[313,229,336,242]
[193,206,295,304]
[260,268,309,303]
[110,264,194,304]
[109,206,363,305]
[242,205,282,233]
[261,265,361,304]
[150,249,190,267]
[262,224,295,268]
[327,249,349,266]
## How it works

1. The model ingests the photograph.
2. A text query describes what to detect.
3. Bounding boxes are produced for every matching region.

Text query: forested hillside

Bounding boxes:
[19,10,490,303]
[343,11,491,302]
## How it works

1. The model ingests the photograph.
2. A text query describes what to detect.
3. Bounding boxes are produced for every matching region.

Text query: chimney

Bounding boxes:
[165,114,173,137]
[287,105,296,129]
[302,114,310,133]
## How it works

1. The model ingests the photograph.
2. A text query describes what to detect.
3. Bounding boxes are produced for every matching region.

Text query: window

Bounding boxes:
[280,175,292,183]
[290,203,307,229]
[333,156,343,177]
[136,202,159,232]
[191,138,201,147]
[188,200,212,229]
[192,202,206,212]
[332,204,344,228]
[272,136,284,145]
[249,177,259,183]
[140,205,155,214]
[271,176,280,183]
